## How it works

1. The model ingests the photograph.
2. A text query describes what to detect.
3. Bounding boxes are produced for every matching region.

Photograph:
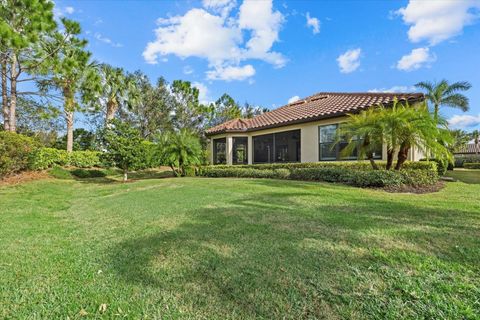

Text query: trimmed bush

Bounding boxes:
[30,148,102,170]
[198,162,439,188]
[0,132,39,178]
[464,162,480,169]
[70,168,107,178]
[420,158,447,176]
[454,155,480,168]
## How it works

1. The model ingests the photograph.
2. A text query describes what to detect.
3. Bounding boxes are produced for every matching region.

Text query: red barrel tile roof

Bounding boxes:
[206,92,425,136]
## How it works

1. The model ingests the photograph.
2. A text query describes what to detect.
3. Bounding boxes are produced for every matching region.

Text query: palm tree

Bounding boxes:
[472,130,479,155]
[158,129,203,176]
[415,79,471,122]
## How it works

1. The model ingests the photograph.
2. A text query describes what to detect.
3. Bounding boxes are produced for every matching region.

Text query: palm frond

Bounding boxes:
[442,93,469,112]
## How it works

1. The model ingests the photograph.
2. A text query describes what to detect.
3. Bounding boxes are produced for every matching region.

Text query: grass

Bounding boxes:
[446,168,480,184]
[0,173,479,319]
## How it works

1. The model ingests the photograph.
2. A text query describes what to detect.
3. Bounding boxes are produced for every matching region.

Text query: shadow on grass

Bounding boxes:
[72,169,174,185]
[107,182,480,318]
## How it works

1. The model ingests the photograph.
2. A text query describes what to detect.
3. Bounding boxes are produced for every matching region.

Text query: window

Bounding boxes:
[232,137,248,165]
[213,138,226,164]
[319,124,382,161]
[253,130,301,163]
[253,134,273,163]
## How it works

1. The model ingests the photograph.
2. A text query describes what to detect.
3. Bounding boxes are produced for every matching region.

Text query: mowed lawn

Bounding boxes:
[1,174,479,319]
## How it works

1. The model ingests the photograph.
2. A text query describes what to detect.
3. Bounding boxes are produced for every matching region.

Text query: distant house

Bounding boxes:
[454,143,480,156]
[205,92,425,165]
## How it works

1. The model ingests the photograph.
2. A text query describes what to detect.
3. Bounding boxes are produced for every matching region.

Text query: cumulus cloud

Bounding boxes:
[94,33,123,48]
[183,65,194,75]
[64,6,75,14]
[306,12,320,34]
[448,114,480,129]
[143,0,285,81]
[192,82,211,105]
[396,0,480,45]
[53,5,75,19]
[337,48,361,73]
[368,86,416,93]
[396,47,435,71]
[206,65,255,81]
[288,95,300,103]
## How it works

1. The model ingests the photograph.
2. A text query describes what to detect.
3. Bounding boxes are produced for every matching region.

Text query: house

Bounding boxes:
[454,143,480,156]
[205,92,425,165]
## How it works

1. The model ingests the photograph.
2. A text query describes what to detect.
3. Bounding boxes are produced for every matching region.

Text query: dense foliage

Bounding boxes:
[0,131,39,177]
[30,147,101,170]
[464,162,480,169]
[158,129,203,176]
[198,162,439,188]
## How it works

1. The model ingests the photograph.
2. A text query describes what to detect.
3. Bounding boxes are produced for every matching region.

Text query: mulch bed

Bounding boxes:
[0,171,49,187]
[383,181,445,194]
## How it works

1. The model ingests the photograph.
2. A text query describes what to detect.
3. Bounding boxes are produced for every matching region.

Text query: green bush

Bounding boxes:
[198,163,439,188]
[210,161,435,172]
[0,131,39,178]
[30,148,102,170]
[70,168,107,178]
[464,162,480,169]
[48,166,73,180]
[420,158,447,176]
[454,155,480,168]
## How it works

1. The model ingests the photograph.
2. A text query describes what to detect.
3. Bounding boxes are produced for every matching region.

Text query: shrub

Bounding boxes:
[70,168,107,178]
[454,155,480,168]
[0,132,39,178]
[48,166,73,180]
[420,158,447,176]
[198,162,439,188]
[29,148,102,170]
[464,162,480,169]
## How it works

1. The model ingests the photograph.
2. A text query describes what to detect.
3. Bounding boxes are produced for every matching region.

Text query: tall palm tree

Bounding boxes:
[415,79,471,122]
[472,130,479,155]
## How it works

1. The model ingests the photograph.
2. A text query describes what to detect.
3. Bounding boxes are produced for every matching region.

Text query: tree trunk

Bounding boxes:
[63,85,75,152]
[1,54,8,131]
[395,143,410,170]
[105,100,117,124]
[8,54,18,132]
[386,149,394,170]
[433,103,439,124]
[123,169,128,182]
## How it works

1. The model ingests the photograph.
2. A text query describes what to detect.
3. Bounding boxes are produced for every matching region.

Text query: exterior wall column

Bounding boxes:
[226,136,233,165]
[209,138,214,164]
[247,135,253,164]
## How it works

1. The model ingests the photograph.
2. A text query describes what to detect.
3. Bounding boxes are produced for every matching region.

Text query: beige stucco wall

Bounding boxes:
[208,116,424,164]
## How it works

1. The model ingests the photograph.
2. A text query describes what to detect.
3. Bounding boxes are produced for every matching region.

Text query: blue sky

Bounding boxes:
[54,0,480,131]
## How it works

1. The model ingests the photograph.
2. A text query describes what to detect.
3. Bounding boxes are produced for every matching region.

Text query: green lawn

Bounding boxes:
[446,168,480,184]
[1,174,479,319]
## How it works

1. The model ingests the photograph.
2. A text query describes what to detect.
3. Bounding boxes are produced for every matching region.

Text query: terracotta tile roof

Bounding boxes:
[206,92,425,136]
[454,143,480,154]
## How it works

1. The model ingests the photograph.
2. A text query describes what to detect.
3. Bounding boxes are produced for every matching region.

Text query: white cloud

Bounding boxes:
[202,0,236,17]
[183,65,194,75]
[448,114,480,129]
[192,82,211,105]
[396,0,480,45]
[396,47,436,71]
[143,0,285,81]
[288,95,300,103]
[206,64,255,81]
[53,6,75,19]
[337,48,361,73]
[368,86,416,93]
[94,33,123,48]
[306,12,320,34]
[64,6,75,14]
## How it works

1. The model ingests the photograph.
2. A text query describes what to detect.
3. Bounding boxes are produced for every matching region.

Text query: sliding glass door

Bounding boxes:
[253,129,301,163]
[213,138,226,164]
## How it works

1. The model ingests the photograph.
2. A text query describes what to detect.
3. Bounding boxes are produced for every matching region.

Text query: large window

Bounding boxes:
[319,124,382,161]
[213,138,226,164]
[232,137,248,165]
[253,129,301,163]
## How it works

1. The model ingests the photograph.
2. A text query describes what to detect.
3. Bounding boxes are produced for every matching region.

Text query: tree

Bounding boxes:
[0,0,57,131]
[337,107,383,170]
[37,19,100,152]
[171,80,207,133]
[100,119,144,182]
[158,129,203,177]
[55,128,96,151]
[207,93,242,127]
[472,130,479,155]
[88,64,139,125]
[415,79,472,122]
[449,129,471,153]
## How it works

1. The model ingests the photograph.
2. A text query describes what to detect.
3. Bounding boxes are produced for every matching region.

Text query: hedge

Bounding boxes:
[454,155,480,168]
[209,160,437,172]
[0,131,39,178]
[30,148,102,170]
[197,163,439,188]
[464,162,480,169]
[420,158,448,176]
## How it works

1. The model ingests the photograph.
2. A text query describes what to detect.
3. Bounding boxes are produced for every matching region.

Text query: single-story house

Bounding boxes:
[205,92,425,165]
[453,143,480,156]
